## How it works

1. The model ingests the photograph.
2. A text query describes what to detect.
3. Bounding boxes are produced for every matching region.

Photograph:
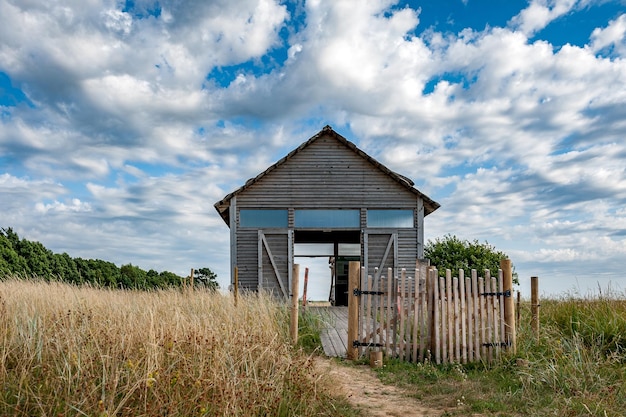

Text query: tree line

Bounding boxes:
[0,228,218,290]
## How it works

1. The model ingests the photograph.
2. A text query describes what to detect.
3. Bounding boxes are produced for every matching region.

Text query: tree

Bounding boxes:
[425,234,518,284]
[194,267,219,291]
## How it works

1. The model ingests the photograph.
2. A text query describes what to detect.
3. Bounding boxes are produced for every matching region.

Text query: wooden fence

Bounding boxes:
[350,259,516,364]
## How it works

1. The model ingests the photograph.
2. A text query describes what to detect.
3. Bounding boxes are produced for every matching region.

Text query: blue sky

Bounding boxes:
[1,0,626,297]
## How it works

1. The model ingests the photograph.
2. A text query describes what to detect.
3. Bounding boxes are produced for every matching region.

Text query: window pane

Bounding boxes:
[240,209,288,228]
[367,209,414,228]
[338,243,361,256]
[295,209,360,228]
[294,243,334,256]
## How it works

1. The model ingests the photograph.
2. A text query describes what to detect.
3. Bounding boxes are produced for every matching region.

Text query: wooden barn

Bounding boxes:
[214,126,439,305]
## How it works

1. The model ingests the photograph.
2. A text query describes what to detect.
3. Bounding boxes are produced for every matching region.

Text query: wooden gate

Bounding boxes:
[349,259,516,364]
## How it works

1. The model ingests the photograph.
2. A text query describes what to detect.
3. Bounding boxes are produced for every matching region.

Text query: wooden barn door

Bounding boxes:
[363,231,398,280]
[258,230,293,298]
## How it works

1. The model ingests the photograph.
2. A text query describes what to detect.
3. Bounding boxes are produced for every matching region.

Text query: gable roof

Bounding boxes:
[214,125,440,225]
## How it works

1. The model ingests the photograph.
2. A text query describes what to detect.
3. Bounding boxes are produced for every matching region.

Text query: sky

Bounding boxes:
[1,0,626,298]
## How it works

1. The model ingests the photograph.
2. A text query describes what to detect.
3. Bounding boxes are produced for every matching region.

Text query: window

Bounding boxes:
[367,209,414,228]
[239,209,288,228]
[295,209,360,228]
[338,243,361,256]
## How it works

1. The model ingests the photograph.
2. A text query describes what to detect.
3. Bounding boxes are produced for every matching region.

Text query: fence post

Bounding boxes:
[531,276,539,340]
[501,259,516,354]
[290,264,300,345]
[234,266,239,306]
[302,267,309,307]
[347,261,361,360]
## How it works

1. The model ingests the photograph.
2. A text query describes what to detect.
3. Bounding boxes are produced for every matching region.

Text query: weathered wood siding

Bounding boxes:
[233,133,426,289]
[236,135,418,208]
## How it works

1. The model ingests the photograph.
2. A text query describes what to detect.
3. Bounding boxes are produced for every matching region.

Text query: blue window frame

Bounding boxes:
[367,209,414,228]
[239,209,288,228]
[294,209,360,228]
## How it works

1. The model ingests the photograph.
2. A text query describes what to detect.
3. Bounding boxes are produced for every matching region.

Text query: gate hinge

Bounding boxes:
[482,341,512,347]
[353,289,386,296]
[480,290,511,297]
[353,341,385,348]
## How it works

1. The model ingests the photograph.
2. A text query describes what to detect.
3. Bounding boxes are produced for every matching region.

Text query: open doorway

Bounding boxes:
[294,231,361,306]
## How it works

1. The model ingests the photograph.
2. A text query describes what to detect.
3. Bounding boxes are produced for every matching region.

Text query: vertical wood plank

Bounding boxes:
[465,276,473,362]
[446,269,454,362]
[479,276,486,361]
[459,270,467,364]
[531,276,540,340]
[387,268,393,356]
[433,268,441,364]
[501,259,516,354]
[498,270,506,352]
[406,276,413,360]
[440,275,447,363]
[453,276,460,363]
[472,270,480,362]
[486,275,493,362]
[492,276,500,360]
[365,275,373,348]
[290,264,300,345]
[419,276,427,362]
[347,262,361,360]
[399,269,407,361]
[412,271,420,362]
[378,274,385,353]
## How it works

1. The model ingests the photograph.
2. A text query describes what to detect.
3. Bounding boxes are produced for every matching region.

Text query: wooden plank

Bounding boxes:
[377,274,385,352]
[433,269,441,364]
[479,276,486,361]
[412,272,420,362]
[347,262,360,360]
[501,259,516,353]
[386,268,393,356]
[491,277,500,360]
[453,276,460,363]
[365,275,373,347]
[440,275,447,363]
[446,269,453,363]
[399,269,406,361]
[472,270,480,362]
[404,276,413,361]
[485,271,493,364]
[531,276,540,340]
[460,270,467,364]
[465,276,473,363]
[419,276,427,362]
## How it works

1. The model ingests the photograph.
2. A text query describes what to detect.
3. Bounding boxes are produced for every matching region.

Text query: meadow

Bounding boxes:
[3,277,625,417]
[373,288,626,416]
[0,278,355,417]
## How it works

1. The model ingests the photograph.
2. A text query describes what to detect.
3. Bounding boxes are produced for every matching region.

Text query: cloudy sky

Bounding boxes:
[1,0,625,297]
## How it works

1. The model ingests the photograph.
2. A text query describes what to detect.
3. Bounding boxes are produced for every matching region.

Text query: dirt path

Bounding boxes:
[315,358,444,417]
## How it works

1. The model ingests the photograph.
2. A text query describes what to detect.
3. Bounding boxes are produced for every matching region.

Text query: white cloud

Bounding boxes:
[1,0,626,295]
[509,0,580,37]
[590,13,626,55]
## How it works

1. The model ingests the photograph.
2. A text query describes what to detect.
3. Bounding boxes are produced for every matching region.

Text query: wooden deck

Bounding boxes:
[309,306,349,358]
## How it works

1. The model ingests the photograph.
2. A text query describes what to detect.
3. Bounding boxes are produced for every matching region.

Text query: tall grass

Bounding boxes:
[0,278,353,416]
[373,287,626,416]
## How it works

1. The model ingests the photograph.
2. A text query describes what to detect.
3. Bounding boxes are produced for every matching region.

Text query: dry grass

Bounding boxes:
[0,278,354,416]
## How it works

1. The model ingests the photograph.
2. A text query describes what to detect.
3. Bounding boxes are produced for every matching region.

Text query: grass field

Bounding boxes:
[373,288,626,416]
[0,278,356,417]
